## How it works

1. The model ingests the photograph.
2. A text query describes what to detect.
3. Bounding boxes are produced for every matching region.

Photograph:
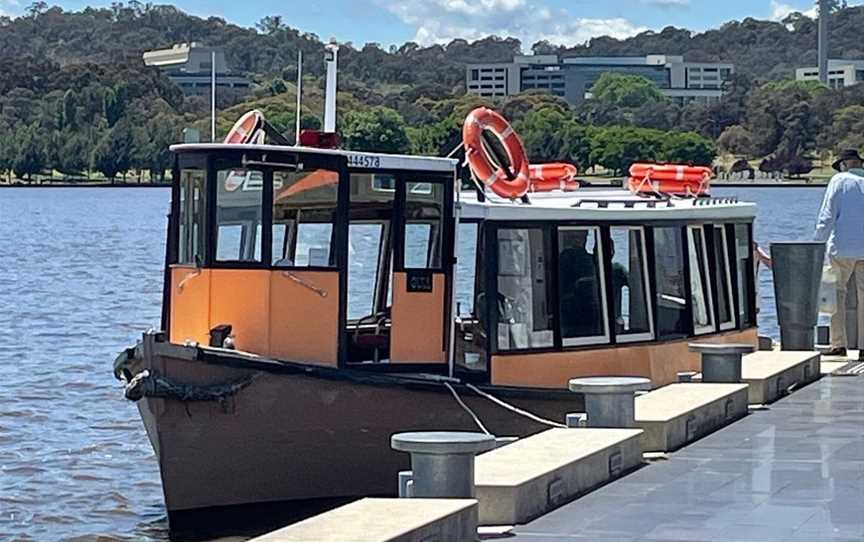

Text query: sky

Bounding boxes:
[1,0,858,48]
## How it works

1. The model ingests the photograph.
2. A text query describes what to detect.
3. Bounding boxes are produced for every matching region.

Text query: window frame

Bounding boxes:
[687,224,717,336]
[608,225,655,344]
[712,225,737,332]
[558,225,611,348]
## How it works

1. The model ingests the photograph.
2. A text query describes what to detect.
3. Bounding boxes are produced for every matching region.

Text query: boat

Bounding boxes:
[113,53,758,532]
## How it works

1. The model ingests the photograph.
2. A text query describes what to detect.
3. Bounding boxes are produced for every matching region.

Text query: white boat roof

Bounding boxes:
[170,143,459,173]
[459,188,757,222]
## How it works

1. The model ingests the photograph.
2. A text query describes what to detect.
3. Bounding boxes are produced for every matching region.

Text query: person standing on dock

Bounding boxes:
[815,149,864,359]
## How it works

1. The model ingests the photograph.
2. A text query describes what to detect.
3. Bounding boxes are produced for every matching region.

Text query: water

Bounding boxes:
[0,185,825,541]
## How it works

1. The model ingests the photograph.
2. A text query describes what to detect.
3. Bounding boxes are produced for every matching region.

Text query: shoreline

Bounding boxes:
[0,182,170,188]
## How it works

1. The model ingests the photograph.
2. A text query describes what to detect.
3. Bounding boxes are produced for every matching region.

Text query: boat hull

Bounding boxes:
[116,333,583,529]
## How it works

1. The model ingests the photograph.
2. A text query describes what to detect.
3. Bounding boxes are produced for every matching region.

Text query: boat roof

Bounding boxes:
[459,188,757,222]
[170,143,459,173]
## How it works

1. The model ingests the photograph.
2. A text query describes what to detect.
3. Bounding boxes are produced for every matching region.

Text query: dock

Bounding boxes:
[510,373,864,541]
[249,354,862,542]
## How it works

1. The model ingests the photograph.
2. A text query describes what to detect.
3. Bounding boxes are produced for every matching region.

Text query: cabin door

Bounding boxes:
[389,175,453,365]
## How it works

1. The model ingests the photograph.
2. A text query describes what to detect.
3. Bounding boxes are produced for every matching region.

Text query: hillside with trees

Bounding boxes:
[1,2,863,182]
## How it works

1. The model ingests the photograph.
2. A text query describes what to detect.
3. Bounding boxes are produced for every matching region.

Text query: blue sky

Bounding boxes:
[1,0,855,47]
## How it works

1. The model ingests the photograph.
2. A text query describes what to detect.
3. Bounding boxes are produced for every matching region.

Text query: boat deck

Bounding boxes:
[508,374,864,542]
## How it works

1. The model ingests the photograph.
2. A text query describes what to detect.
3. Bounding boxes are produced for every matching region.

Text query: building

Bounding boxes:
[143,43,251,96]
[466,55,734,105]
[796,59,864,89]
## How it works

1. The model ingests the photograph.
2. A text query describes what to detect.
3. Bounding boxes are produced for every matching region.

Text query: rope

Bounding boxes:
[464,383,567,429]
[177,269,202,292]
[282,271,328,298]
[443,382,491,435]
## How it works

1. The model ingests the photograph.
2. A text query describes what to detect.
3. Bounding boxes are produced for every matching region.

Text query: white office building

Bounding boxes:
[143,43,251,96]
[796,59,864,89]
[466,55,734,105]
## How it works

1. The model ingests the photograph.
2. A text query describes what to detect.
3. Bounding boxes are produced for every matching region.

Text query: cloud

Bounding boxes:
[641,0,689,6]
[0,0,19,17]
[377,0,648,47]
[769,0,818,21]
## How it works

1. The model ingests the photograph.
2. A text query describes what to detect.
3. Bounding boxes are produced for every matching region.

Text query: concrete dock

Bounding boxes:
[508,375,864,541]
[742,351,821,404]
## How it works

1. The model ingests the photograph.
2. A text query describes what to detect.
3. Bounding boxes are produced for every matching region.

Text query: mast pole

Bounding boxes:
[295,50,303,145]
[210,50,217,141]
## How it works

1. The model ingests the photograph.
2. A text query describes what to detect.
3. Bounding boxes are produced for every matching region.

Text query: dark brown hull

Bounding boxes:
[116,333,583,529]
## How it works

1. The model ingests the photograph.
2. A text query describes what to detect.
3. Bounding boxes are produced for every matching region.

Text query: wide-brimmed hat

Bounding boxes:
[832,149,863,171]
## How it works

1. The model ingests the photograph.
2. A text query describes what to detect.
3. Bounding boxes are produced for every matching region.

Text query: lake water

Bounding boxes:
[0,185,826,541]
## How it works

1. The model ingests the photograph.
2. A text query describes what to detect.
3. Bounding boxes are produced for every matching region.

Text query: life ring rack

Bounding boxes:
[628,163,713,197]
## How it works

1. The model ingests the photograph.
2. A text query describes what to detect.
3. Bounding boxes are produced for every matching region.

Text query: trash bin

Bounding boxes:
[771,241,826,351]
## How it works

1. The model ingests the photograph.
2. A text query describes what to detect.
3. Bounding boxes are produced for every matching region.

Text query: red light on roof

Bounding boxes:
[299,130,340,149]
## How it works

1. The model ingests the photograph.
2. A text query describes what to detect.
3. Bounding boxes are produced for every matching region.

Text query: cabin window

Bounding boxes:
[455,223,479,317]
[496,228,554,351]
[558,226,609,346]
[403,181,444,269]
[272,168,338,267]
[734,224,755,327]
[609,227,653,342]
[348,173,395,322]
[177,169,206,266]
[215,168,263,262]
[687,225,716,335]
[653,227,688,339]
[712,225,736,330]
[455,222,487,373]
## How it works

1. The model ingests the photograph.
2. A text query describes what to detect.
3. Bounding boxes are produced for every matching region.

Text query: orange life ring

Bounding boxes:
[529,163,580,192]
[628,163,712,196]
[462,107,531,200]
[224,110,264,145]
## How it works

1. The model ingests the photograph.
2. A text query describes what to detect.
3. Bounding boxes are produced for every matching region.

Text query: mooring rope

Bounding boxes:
[443,382,491,435]
[464,383,567,429]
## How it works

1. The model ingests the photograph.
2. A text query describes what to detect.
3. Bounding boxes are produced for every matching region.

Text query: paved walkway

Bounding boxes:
[512,375,864,542]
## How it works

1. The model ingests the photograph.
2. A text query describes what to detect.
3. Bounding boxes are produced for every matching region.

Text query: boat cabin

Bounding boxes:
[166,143,758,389]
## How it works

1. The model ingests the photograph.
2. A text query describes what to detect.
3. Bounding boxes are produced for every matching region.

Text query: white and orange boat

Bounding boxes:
[114,56,758,533]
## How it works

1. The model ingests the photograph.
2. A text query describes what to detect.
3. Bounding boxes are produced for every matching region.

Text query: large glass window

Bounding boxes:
[496,228,554,351]
[688,226,715,335]
[348,223,384,320]
[734,224,755,327]
[558,226,608,346]
[455,222,487,373]
[215,168,263,262]
[403,181,443,269]
[272,168,338,267]
[455,223,479,318]
[654,227,688,339]
[712,225,736,330]
[610,227,653,342]
[178,169,206,265]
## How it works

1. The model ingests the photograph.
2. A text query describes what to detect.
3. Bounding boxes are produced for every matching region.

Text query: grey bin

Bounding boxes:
[771,241,826,351]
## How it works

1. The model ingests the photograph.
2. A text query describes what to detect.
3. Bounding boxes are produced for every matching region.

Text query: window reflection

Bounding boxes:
[272,169,338,267]
[558,227,607,345]
[610,227,653,340]
[654,227,688,339]
[215,168,263,262]
[688,226,715,334]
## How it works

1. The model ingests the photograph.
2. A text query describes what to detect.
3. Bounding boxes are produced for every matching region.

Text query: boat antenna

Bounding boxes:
[323,40,339,133]
[818,0,830,85]
[210,49,217,141]
[295,50,303,145]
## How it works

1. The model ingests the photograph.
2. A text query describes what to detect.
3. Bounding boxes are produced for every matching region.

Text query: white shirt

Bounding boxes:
[814,169,864,259]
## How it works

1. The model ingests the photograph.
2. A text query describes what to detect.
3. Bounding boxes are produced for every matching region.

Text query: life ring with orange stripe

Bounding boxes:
[529,163,580,192]
[628,163,712,197]
[224,110,264,144]
[462,107,531,200]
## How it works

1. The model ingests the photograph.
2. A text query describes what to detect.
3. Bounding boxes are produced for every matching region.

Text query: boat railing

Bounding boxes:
[571,199,674,209]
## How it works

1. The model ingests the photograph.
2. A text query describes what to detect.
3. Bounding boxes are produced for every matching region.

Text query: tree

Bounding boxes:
[589,126,665,175]
[717,125,753,157]
[590,73,665,108]
[514,107,570,162]
[103,84,128,128]
[12,123,47,181]
[341,106,410,154]
[91,121,134,182]
[662,132,716,165]
[826,105,864,152]
[55,130,91,176]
